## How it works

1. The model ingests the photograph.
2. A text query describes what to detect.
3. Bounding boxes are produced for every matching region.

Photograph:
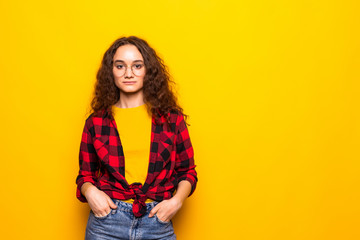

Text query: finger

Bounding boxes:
[158,213,169,222]
[108,198,118,209]
[99,208,111,217]
[106,208,111,215]
[149,206,159,217]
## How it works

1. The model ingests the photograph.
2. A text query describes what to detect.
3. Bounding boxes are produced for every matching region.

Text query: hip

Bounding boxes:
[85,198,176,240]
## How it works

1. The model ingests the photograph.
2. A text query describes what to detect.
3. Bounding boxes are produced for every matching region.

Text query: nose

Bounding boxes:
[124,66,134,78]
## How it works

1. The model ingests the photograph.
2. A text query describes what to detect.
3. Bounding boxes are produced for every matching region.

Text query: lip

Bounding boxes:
[123,81,136,84]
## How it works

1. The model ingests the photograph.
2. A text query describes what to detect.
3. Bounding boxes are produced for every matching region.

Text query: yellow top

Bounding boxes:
[112,103,154,204]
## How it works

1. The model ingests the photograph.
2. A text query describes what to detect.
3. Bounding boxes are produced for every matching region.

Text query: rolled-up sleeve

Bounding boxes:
[175,112,198,197]
[75,118,99,202]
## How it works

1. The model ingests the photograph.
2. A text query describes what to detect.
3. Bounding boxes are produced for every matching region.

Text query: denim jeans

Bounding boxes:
[85,198,177,240]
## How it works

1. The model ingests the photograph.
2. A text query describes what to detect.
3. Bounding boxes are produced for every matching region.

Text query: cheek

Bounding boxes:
[113,69,121,78]
[138,79,145,87]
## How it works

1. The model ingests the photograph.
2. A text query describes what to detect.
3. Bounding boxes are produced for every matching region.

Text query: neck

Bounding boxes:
[116,91,145,108]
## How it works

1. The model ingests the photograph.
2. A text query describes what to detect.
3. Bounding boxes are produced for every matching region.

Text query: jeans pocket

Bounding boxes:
[155,213,170,224]
[91,209,112,220]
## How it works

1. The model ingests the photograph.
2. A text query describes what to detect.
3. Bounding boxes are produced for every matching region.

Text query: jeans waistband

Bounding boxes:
[111,198,159,213]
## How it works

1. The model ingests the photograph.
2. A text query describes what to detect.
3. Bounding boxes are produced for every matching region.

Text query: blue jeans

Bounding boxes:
[85,198,177,240]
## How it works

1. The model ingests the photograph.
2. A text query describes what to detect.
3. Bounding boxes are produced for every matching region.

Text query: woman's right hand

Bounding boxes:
[84,184,118,217]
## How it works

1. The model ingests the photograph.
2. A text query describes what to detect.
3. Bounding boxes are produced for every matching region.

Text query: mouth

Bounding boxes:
[123,81,136,85]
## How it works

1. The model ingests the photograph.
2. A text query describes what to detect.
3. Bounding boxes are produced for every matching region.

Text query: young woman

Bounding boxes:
[75,36,198,240]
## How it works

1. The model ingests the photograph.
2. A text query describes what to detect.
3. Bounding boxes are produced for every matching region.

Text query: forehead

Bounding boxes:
[113,44,144,61]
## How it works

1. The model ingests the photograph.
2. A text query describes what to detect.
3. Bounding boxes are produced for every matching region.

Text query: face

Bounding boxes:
[112,44,146,94]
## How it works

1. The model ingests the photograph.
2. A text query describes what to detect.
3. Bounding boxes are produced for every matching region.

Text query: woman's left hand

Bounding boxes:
[148,197,183,222]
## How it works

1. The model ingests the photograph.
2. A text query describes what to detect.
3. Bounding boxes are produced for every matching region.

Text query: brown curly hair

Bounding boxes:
[88,36,189,128]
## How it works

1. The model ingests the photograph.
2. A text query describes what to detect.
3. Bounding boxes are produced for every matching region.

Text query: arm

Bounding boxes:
[81,182,98,198]
[148,113,198,220]
[174,112,198,199]
[172,180,192,203]
[75,118,100,202]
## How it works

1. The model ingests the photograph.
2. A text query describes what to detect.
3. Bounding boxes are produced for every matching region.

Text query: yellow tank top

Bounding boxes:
[112,103,154,204]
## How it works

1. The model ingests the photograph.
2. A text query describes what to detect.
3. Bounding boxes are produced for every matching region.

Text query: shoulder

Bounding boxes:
[168,109,189,135]
[84,109,107,128]
[170,109,185,120]
[156,109,183,133]
[168,109,185,124]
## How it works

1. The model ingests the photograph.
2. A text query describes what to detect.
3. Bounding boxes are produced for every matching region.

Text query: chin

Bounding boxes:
[119,86,143,93]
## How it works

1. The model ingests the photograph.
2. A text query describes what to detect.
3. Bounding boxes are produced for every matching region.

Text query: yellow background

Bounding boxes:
[1,0,359,239]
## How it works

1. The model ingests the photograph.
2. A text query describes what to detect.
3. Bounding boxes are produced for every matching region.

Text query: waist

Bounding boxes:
[121,198,155,204]
[95,182,176,201]
[111,198,159,212]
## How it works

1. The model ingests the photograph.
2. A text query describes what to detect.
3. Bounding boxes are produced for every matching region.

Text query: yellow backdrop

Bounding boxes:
[0,0,359,239]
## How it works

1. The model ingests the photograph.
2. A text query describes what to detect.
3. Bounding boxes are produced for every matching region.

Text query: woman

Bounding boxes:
[75,36,198,240]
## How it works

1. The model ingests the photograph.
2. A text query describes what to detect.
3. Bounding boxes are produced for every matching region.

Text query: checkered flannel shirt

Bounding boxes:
[75,108,198,217]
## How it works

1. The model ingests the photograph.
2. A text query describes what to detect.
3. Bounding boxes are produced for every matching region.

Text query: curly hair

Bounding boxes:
[88,36,189,128]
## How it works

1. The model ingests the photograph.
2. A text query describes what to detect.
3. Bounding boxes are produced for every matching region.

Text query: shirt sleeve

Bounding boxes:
[175,112,198,197]
[75,118,100,202]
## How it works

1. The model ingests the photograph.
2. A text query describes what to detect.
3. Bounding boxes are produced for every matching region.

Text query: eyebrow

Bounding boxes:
[114,60,144,63]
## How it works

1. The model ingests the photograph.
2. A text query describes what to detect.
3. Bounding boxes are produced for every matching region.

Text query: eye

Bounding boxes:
[115,65,124,69]
[134,64,143,69]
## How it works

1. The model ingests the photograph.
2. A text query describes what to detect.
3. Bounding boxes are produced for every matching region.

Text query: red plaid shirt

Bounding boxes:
[75,108,198,217]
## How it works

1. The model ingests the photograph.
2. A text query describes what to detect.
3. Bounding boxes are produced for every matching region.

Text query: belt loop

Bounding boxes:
[111,208,117,214]
[111,198,118,214]
[151,201,157,209]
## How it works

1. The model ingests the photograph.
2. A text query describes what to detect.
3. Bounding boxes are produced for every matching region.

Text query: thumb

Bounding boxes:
[108,198,118,209]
